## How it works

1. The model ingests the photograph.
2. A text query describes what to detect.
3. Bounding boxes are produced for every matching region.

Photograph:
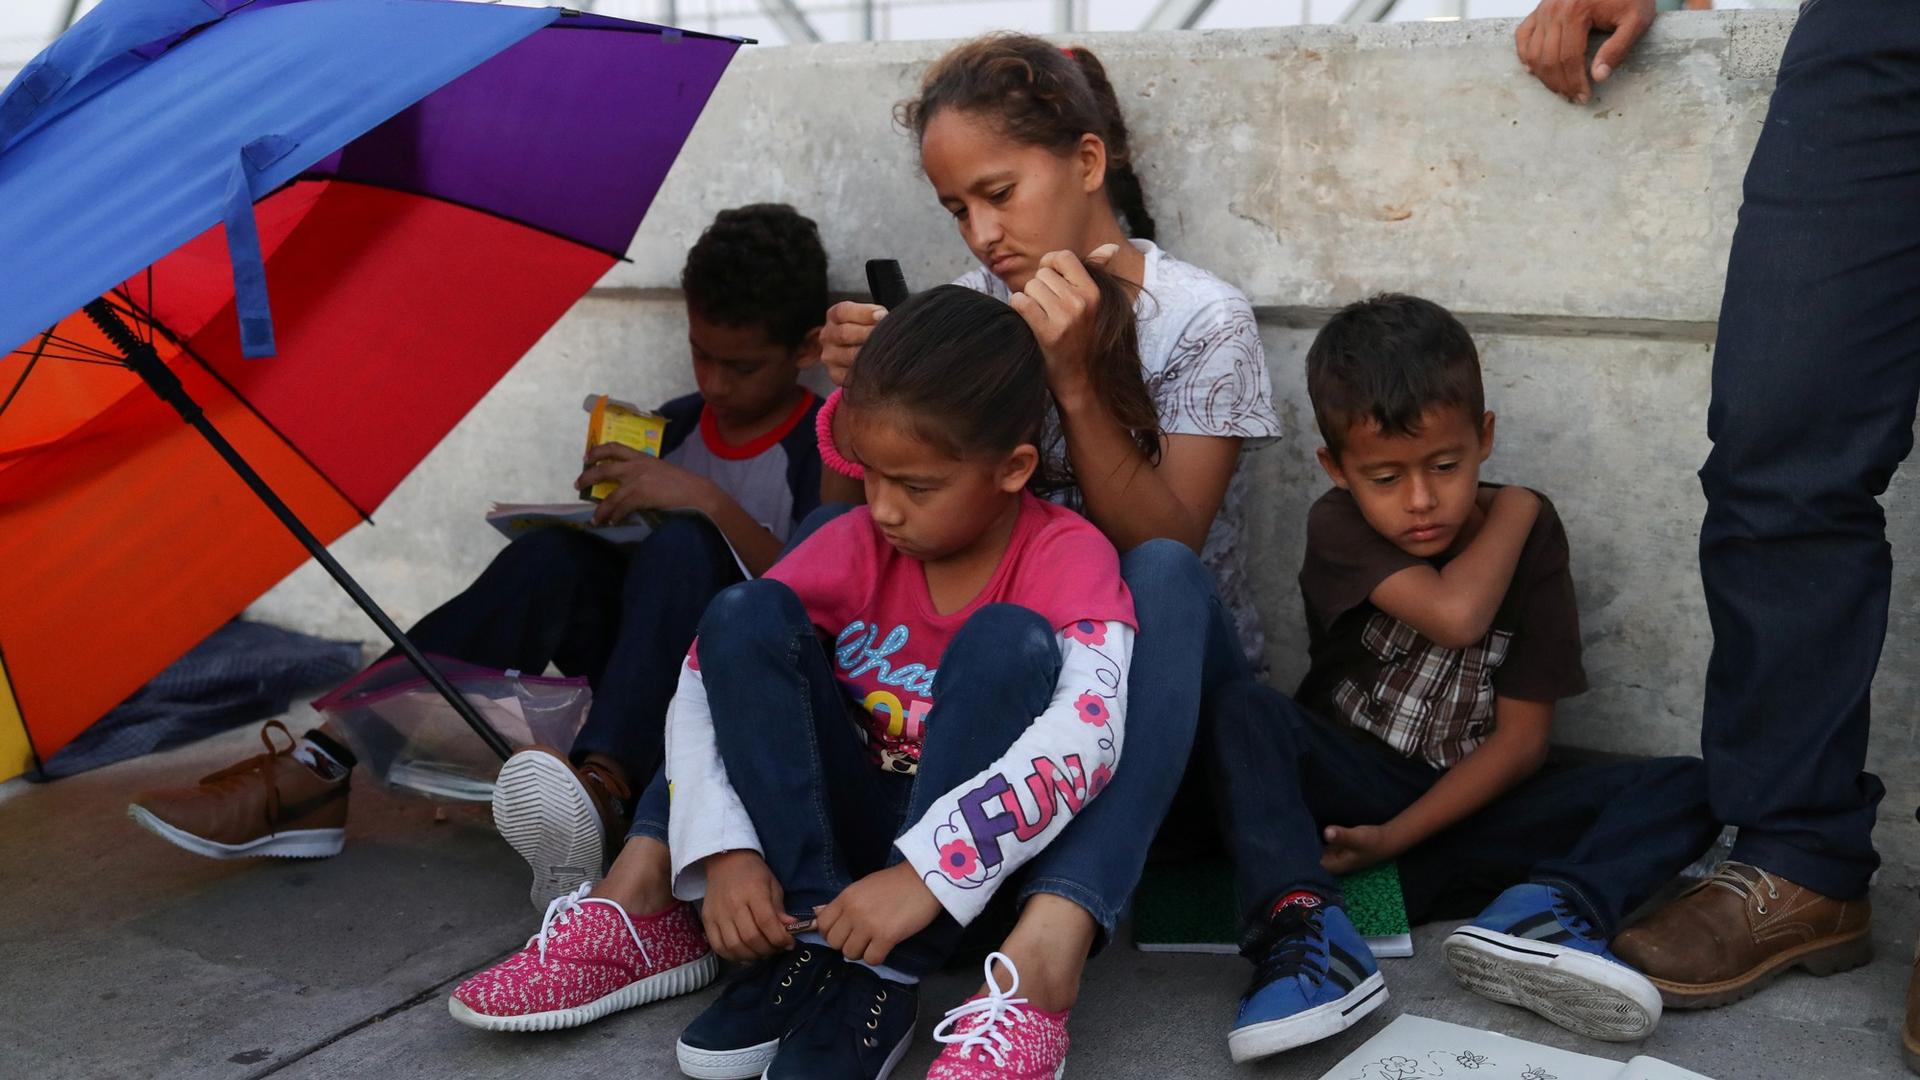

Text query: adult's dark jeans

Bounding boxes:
[699,580,1059,977]
[1208,679,1721,943]
[384,515,742,786]
[1011,539,1249,943]
[1697,0,1916,899]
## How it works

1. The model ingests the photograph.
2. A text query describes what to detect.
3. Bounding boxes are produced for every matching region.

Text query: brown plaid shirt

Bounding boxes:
[1297,486,1587,770]
[1331,612,1514,768]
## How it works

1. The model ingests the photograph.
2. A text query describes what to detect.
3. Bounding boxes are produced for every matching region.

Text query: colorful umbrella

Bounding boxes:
[0,0,743,780]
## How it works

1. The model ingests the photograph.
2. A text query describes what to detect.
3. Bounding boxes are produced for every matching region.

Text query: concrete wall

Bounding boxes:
[188,13,1913,777]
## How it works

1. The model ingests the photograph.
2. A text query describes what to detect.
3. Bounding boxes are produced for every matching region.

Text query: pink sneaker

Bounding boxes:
[928,953,1070,1080]
[448,883,717,1031]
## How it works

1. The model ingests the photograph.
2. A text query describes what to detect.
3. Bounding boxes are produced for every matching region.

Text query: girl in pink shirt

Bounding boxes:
[658,277,1151,1080]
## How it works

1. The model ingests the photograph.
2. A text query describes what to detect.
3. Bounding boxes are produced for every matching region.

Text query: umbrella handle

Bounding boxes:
[81,297,517,761]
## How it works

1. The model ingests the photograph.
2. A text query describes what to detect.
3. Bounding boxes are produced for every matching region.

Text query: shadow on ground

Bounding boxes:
[2,716,1914,1079]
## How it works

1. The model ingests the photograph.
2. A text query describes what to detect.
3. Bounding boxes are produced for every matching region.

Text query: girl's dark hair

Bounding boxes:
[846,273,1159,491]
[897,33,1155,242]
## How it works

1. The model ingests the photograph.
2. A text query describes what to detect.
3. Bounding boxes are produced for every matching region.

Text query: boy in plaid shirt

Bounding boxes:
[1214,295,1719,1064]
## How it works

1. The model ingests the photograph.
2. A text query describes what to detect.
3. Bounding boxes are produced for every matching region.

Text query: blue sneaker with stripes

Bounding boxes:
[1445,883,1662,1042]
[1228,892,1388,1063]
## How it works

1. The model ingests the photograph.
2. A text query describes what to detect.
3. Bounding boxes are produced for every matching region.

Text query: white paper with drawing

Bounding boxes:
[1320,1016,1713,1080]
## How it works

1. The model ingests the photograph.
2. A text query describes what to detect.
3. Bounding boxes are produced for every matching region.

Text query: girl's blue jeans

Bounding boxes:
[693,579,1059,977]
[631,529,1242,952]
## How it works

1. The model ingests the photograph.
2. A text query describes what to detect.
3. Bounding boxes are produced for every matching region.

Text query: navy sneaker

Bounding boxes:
[675,945,841,1079]
[1228,892,1388,1063]
[765,960,918,1080]
[1445,883,1662,1042]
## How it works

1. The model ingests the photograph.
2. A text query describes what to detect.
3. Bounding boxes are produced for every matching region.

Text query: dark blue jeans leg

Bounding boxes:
[881,604,1062,976]
[703,580,901,915]
[1697,0,1920,899]
[1395,757,1718,933]
[393,527,627,678]
[1013,539,1241,945]
[568,515,744,783]
[1208,679,1435,940]
[1495,757,1721,937]
[626,502,861,845]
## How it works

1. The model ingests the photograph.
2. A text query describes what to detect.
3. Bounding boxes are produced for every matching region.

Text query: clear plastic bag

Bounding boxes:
[314,654,590,801]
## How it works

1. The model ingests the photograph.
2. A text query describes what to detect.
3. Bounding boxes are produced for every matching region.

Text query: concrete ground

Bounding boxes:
[3,713,1913,1080]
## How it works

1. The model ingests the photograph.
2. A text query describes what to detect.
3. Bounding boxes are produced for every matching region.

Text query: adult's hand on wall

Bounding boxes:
[1516,0,1656,104]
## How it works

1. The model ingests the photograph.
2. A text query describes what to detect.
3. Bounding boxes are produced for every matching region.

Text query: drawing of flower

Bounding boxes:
[1074,692,1110,727]
[1089,763,1114,796]
[1062,619,1106,646]
[937,839,980,880]
[1375,1056,1423,1080]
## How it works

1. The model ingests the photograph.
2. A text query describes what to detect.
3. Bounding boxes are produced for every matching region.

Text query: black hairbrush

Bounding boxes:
[865,258,910,309]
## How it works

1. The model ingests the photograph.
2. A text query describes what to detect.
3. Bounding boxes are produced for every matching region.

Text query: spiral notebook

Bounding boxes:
[1131,859,1413,958]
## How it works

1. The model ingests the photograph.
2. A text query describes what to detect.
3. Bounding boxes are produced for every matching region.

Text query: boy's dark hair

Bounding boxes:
[1306,293,1484,455]
[897,33,1154,242]
[846,276,1159,492]
[680,203,828,349]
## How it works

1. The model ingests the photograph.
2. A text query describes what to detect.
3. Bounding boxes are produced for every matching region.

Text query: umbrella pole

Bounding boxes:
[80,298,517,761]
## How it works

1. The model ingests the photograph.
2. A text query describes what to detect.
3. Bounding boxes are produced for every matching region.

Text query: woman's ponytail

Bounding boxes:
[1080,263,1162,467]
[1065,47,1156,242]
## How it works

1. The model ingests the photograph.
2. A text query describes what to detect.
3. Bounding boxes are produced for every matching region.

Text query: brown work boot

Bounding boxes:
[1905,940,1920,1074]
[1613,861,1870,1009]
[491,745,632,910]
[128,721,349,859]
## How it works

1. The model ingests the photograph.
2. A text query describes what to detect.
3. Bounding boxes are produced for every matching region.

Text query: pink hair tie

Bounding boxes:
[816,388,863,479]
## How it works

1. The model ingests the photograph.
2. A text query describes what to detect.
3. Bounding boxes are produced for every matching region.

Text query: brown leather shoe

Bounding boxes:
[1613,861,1870,1009]
[492,746,632,910]
[1904,940,1920,1074]
[128,721,349,859]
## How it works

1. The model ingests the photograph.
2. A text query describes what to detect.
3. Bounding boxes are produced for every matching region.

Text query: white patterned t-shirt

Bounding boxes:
[954,240,1281,662]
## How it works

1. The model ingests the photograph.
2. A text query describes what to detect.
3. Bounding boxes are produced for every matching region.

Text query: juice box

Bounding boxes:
[583,394,667,501]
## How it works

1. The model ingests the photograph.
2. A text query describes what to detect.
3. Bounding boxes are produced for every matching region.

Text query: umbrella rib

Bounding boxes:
[40,332,123,362]
[8,347,116,365]
[545,20,753,45]
[0,329,55,425]
[112,288,378,526]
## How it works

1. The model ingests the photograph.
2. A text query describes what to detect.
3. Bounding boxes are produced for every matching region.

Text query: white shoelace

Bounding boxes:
[528,882,653,968]
[932,952,1029,1067]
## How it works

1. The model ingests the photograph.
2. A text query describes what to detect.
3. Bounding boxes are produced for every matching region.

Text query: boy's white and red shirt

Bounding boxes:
[665,492,1137,924]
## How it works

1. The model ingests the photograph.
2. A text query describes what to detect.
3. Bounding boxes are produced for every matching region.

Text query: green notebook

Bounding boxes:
[1131,859,1413,958]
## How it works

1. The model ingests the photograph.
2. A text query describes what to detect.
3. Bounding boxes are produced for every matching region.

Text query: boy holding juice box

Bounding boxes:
[129,205,831,908]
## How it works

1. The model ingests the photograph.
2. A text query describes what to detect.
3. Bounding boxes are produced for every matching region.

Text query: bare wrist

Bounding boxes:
[1378,817,1415,857]
[1049,377,1096,417]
